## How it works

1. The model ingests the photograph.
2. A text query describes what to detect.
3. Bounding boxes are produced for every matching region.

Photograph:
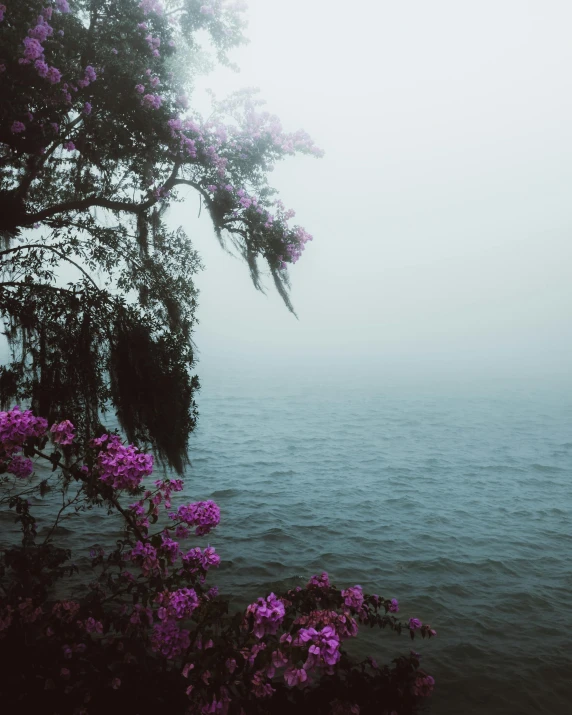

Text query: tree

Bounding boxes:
[0,6,438,712]
[0,0,322,471]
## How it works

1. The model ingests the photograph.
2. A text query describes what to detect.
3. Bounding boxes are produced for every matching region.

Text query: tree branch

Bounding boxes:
[0,281,81,296]
[0,244,100,290]
[10,161,183,230]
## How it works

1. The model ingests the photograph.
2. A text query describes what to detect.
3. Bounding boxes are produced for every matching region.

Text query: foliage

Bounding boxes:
[0,0,321,470]
[0,407,436,714]
[0,4,438,713]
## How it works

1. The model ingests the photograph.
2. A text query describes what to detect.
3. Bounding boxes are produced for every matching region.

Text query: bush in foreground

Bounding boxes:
[0,406,436,714]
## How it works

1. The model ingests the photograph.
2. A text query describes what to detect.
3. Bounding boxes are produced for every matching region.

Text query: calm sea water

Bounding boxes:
[11,378,572,714]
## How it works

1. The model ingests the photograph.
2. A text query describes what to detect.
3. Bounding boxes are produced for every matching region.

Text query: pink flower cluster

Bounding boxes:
[0,406,47,455]
[181,545,220,577]
[341,585,364,610]
[52,600,80,623]
[412,672,435,697]
[294,609,358,640]
[18,10,63,83]
[77,65,97,89]
[159,534,180,564]
[50,419,75,445]
[307,572,330,588]
[82,617,103,634]
[245,593,285,639]
[145,34,161,57]
[95,434,153,491]
[251,669,275,698]
[151,619,190,659]
[155,588,199,620]
[170,500,220,536]
[28,13,53,42]
[129,541,161,576]
[6,455,34,479]
[284,666,308,688]
[297,625,341,669]
[154,478,183,505]
[142,93,162,109]
[18,598,43,624]
[129,603,154,627]
[139,0,164,14]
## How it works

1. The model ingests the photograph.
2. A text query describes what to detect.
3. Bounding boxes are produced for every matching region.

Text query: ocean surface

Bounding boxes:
[8,378,572,714]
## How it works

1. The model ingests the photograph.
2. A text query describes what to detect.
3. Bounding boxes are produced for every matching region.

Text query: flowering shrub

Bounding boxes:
[0,406,436,714]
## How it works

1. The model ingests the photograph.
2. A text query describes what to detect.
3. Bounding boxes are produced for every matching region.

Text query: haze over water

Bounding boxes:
[171,3,572,708]
[184,372,572,715]
[4,2,571,713]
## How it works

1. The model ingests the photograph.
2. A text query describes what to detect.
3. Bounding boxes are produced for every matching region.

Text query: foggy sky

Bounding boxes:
[172,0,572,387]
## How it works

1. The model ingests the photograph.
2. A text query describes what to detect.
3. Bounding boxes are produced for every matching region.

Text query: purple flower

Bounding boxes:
[308,572,330,588]
[7,455,34,479]
[297,625,341,669]
[0,406,47,453]
[135,84,145,94]
[159,534,180,564]
[84,65,97,83]
[139,0,164,14]
[84,617,103,634]
[11,121,26,134]
[245,593,285,639]
[389,598,399,613]
[55,0,70,12]
[83,102,92,115]
[181,545,220,573]
[50,420,75,445]
[150,619,190,659]
[141,93,162,109]
[96,435,153,491]
[63,141,75,151]
[0,5,6,23]
[35,59,49,77]
[155,588,199,621]
[341,585,364,610]
[29,18,53,43]
[45,66,62,84]
[170,500,220,535]
[22,37,44,62]
[409,618,423,630]
[412,673,435,697]
[284,667,307,687]
[129,541,160,576]
[145,34,161,55]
